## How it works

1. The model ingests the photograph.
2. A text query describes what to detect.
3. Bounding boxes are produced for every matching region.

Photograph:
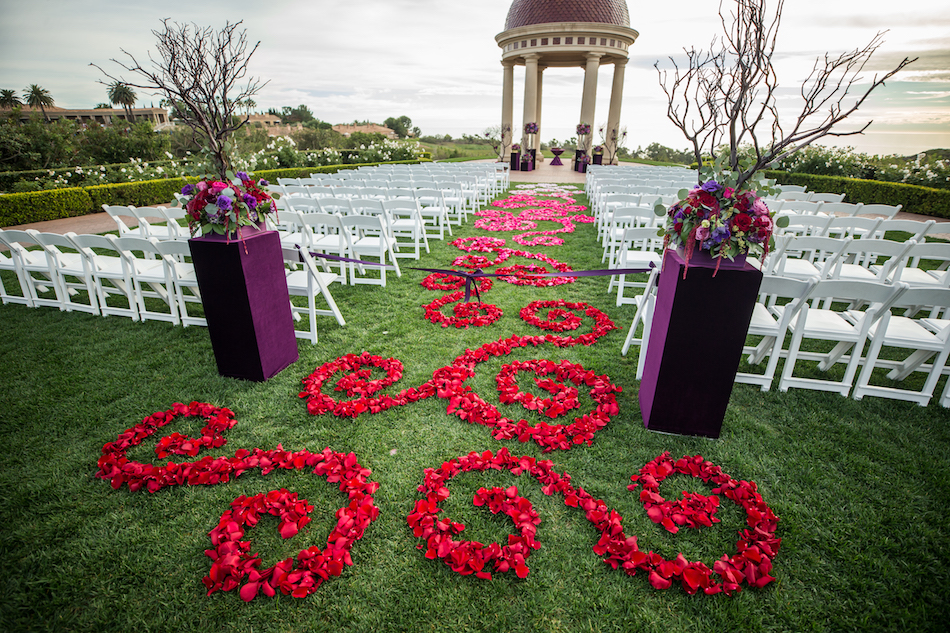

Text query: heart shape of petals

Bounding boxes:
[628,453,727,534]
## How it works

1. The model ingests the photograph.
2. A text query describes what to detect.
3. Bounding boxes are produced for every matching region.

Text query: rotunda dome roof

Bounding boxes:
[504,0,630,31]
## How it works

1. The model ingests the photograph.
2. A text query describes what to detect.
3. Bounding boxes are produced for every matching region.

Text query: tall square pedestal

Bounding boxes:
[639,250,762,438]
[188,231,298,382]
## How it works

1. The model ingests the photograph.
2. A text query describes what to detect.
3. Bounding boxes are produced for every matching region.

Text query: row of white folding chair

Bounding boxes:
[267,209,401,287]
[0,229,197,324]
[620,272,950,404]
[776,191,847,203]
[283,189,452,241]
[769,234,950,289]
[596,193,675,239]
[103,205,188,241]
[778,213,935,242]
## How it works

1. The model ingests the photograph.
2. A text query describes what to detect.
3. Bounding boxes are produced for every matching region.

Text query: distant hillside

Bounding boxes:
[906,149,950,160]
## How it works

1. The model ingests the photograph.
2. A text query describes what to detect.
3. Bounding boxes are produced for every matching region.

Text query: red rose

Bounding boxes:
[698,191,718,209]
[730,213,752,232]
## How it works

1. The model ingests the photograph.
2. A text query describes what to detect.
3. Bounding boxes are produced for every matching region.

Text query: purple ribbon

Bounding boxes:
[411,264,655,303]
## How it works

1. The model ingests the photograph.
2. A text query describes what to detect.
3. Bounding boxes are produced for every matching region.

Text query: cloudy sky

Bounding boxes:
[1,0,948,156]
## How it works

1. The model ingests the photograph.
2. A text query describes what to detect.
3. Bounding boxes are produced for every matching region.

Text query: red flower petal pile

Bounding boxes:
[408,448,780,595]
[204,476,380,601]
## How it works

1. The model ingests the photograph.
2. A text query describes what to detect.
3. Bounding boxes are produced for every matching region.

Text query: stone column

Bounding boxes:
[606,58,628,164]
[535,65,545,161]
[579,53,602,155]
[501,60,515,160]
[522,54,540,147]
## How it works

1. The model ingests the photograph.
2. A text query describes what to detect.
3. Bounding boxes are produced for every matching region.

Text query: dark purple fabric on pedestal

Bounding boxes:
[189,231,298,382]
[639,250,762,438]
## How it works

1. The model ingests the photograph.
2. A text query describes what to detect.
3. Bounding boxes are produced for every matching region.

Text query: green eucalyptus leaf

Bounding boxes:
[678,188,689,199]
[776,215,789,228]
[654,203,667,216]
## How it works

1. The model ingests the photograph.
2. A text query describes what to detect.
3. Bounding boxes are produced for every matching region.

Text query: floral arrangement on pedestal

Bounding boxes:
[575,123,592,153]
[178,171,277,238]
[592,145,604,155]
[656,168,785,271]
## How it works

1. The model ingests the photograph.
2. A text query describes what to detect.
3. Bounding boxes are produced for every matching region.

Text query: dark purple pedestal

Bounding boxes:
[639,250,762,437]
[511,153,521,171]
[593,154,603,165]
[188,230,298,382]
[550,148,564,166]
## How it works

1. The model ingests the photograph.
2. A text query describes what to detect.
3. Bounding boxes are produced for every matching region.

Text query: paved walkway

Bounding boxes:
[3,159,947,238]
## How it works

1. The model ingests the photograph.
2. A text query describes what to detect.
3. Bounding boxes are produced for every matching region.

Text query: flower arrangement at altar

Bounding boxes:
[524,122,539,135]
[592,145,604,154]
[511,144,521,153]
[658,176,781,267]
[575,123,592,152]
[178,171,277,238]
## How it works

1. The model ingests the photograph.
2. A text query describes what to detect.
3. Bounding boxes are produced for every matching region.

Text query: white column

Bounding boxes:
[501,61,515,160]
[522,54,540,147]
[535,65,545,161]
[606,58,628,164]
[579,53,602,156]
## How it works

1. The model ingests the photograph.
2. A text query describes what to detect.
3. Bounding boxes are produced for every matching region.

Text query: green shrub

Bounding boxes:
[0,160,431,227]
[0,188,94,226]
[763,170,950,218]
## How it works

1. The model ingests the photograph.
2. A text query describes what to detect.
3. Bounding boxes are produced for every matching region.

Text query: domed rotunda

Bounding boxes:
[495,0,638,162]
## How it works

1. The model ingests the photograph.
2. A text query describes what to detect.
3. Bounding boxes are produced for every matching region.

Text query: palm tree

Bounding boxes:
[108,81,137,123]
[23,84,54,122]
[0,89,22,108]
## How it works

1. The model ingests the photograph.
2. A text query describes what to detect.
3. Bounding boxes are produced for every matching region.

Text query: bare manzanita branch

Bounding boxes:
[656,0,916,189]
[91,19,268,179]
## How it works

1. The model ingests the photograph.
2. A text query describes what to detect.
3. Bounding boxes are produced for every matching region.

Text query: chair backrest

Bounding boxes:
[820,202,864,217]
[809,192,846,203]
[277,178,300,186]
[874,219,935,241]
[611,206,660,228]
[773,235,851,278]
[317,198,353,215]
[777,184,807,194]
[282,185,311,197]
[349,199,385,215]
[779,214,832,237]
[860,203,903,219]
[101,205,141,236]
[780,191,813,202]
[823,216,882,240]
[620,226,664,252]
[808,278,907,313]
[780,200,824,215]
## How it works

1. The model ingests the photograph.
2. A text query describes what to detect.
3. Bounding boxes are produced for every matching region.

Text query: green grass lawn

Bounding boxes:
[1,186,949,633]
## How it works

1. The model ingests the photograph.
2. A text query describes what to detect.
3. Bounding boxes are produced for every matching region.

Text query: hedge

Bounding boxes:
[763,170,950,219]
[0,159,431,227]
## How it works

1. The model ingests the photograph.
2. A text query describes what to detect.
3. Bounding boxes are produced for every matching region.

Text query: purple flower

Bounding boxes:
[235,171,249,181]
[258,179,269,187]
[243,193,257,208]
[711,225,731,244]
[216,196,233,212]
[180,184,195,196]
[248,209,259,222]
[700,180,722,193]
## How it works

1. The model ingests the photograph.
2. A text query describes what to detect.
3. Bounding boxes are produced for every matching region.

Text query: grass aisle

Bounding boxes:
[1,184,949,633]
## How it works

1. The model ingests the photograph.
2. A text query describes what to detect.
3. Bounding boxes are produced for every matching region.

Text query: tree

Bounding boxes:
[92,19,267,179]
[23,84,54,122]
[280,104,314,124]
[108,81,137,123]
[657,0,916,189]
[384,115,412,138]
[484,124,513,161]
[0,89,22,108]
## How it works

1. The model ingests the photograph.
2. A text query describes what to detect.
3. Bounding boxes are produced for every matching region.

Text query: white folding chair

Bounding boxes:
[153,239,206,327]
[67,233,138,320]
[853,287,950,406]
[771,235,851,281]
[339,215,400,286]
[0,229,35,307]
[620,265,660,380]
[282,246,345,344]
[890,242,950,287]
[382,198,430,259]
[111,236,179,325]
[0,229,67,309]
[414,189,452,240]
[298,212,356,283]
[612,227,663,306]
[132,206,182,241]
[828,238,915,285]
[33,231,100,315]
[778,279,908,396]
[735,275,818,391]
[819,202,864,217]
[778,213,832,238]
[102,205,148,238]
[602,206,658,264]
